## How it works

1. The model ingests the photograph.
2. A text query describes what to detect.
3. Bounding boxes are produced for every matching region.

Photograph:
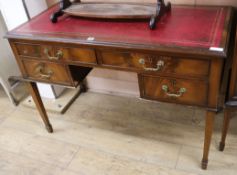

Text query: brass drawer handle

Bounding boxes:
[23,49,28,54]
[44,48,63,60]
[139,58,164,71]
[162,85,186,98]
[35,64,53,79]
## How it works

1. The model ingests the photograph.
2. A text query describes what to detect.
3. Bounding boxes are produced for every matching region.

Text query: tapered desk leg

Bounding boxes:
[219,109,231,151]
[201,111,215,169]
[27,82,53,133]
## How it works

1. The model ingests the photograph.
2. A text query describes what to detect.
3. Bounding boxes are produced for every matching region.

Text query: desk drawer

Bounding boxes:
[15,43,97,64]
[139,75,208,106]
[100,51,209,77]
[16,43,58,60]
[22,60,72,85]
[55,47,97,64]
[16,43,41,58]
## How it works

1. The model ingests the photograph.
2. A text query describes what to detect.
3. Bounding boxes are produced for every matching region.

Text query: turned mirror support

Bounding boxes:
[51,0,81,23]
[51,0,171,30]
[149,0,171,29]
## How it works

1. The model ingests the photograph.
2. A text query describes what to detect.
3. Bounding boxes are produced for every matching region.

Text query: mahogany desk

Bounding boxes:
[6,4,234,169]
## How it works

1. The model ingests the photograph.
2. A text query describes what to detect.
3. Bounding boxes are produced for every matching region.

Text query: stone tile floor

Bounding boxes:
[0,87,237,175]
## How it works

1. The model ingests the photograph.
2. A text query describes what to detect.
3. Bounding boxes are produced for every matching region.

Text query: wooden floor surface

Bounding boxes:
[0,86,237,175]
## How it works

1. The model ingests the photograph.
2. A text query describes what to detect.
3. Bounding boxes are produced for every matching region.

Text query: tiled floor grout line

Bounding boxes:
[0,146,66,171]
[0,123,84,170]
[0,116,8,125]
[64,146,82,169]
[17,145,78,170]
[0,138,182,175]
[175,144,183,169]
[63,140,179,169]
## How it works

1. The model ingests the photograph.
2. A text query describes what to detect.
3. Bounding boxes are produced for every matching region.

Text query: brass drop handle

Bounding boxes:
[162,85,187,98]
[23,49,28,54]
[139,58,164,71]
[44,48,63,60]
[35,64,53,79]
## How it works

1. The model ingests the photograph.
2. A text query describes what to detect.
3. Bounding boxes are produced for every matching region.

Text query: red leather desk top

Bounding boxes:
[8,4,231,53]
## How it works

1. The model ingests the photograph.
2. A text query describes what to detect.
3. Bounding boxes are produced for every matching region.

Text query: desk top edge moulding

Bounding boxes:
[50,0,171,30]
[6,4,233,58]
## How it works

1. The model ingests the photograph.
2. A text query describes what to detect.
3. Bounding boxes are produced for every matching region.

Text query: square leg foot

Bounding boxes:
[201,159,208,170]
[46,124,53,133]
[219,142,225,151]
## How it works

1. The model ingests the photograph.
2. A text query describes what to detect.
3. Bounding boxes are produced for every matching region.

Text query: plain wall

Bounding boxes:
[46,0,237,96]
